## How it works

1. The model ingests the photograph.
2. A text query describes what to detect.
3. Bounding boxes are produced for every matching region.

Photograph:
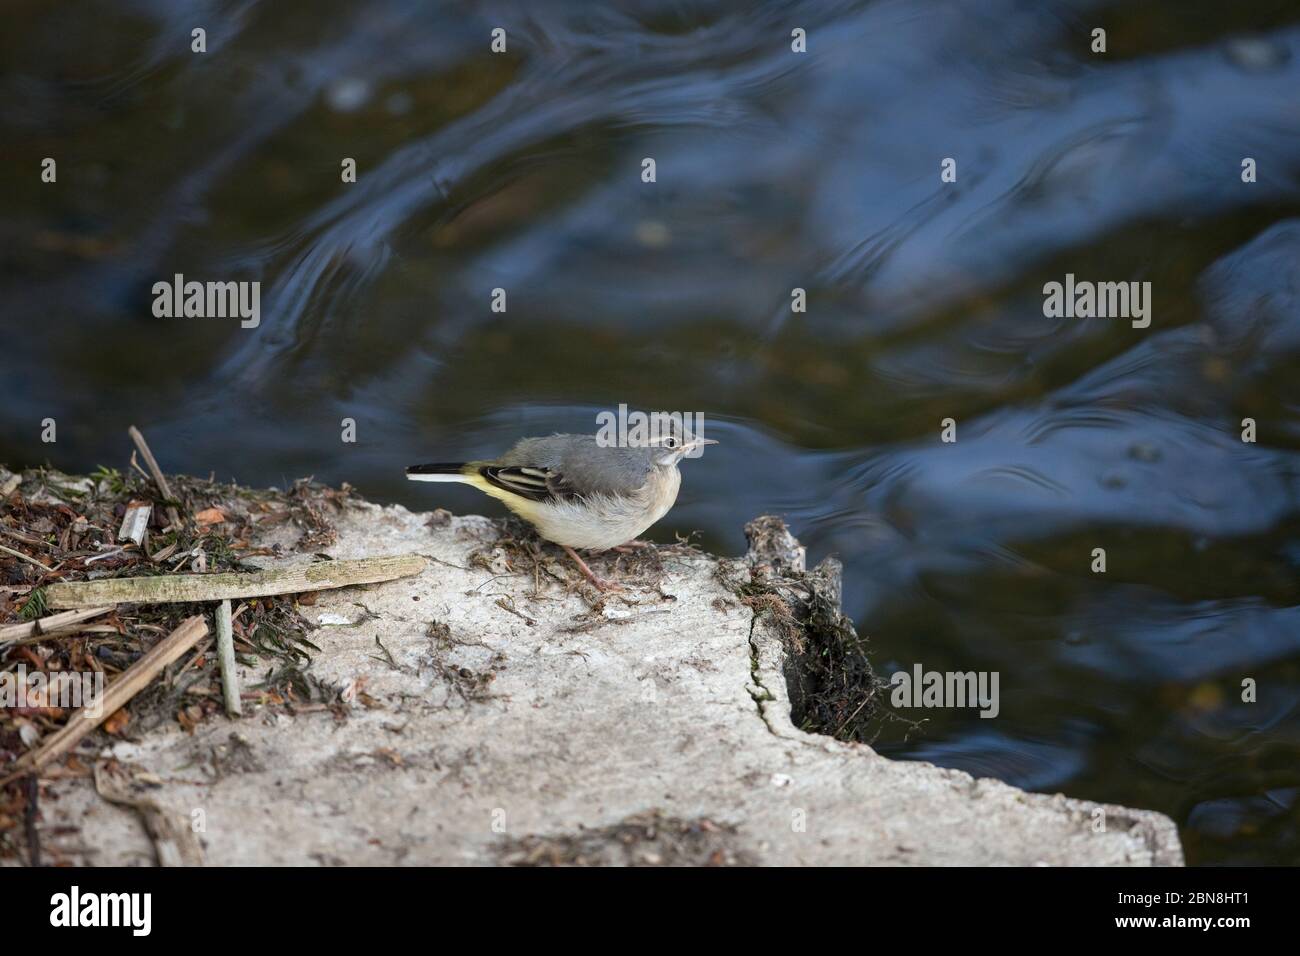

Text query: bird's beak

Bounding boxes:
[682,437,719,457]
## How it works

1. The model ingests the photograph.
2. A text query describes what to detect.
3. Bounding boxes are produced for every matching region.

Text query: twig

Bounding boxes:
[371,635,400,670]
[94,763,203,866]
[833,694,874,739]
[0,615,208,786]
[44,553,427,609]
[0,606,115,647]
[0,543,53,573]
[25,774,40,867]
[495,596,536,626]
[128,453,152,484]
[128,425,183,530]
[85,545,129,565]
[0,527,52,549]
[176,638,214,678]
[214,599,241,717]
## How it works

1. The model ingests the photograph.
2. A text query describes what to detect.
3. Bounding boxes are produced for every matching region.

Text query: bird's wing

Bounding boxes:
[480,465,577,503]
[480,436,650,502]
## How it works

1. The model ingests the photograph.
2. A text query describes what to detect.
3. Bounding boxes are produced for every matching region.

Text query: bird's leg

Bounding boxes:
[562,545,623,592]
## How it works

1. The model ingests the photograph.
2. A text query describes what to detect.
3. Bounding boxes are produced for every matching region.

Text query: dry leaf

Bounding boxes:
[103,707,131,736]
[194,507,227,527]
[176,707,199,733]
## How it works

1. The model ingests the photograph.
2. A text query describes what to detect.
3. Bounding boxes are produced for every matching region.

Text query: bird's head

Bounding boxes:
[646,419,718,467]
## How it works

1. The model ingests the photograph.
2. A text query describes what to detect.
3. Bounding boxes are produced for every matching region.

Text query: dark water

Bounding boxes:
[4,0,1300,864]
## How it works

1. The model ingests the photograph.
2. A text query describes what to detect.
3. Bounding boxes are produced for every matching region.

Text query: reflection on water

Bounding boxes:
[3,0,1300,864]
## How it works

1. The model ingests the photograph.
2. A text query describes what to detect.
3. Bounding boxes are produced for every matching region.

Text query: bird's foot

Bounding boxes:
[562,545,625,592]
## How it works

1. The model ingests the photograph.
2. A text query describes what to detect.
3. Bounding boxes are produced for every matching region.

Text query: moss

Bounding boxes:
[718,545,912,745]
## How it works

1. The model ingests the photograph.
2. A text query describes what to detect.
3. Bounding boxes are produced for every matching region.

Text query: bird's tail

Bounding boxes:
[405,462,477,483]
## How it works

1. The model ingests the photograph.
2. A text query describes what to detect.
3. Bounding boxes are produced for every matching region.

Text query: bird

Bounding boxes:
[406,424,716,590]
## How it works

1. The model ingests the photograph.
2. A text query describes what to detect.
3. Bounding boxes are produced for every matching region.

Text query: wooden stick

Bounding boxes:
[0,543,53,573]
[44,553,426,609]
[25,774,40,866]
[0,606,115,646]
[214,598,241,717]
[0,616,208,786]
[128,425,182,529]
[0,526,51,549]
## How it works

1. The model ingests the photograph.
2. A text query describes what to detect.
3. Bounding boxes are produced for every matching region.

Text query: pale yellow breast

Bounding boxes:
[521,465,681,550]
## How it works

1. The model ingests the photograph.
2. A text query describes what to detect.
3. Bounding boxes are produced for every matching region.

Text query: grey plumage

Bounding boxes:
[497,434,657,498]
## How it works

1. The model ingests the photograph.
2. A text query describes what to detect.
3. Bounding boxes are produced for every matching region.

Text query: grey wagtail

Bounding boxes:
[406,426,717,590]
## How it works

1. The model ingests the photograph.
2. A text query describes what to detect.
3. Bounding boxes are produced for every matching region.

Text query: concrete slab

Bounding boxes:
[28,497,1183,866]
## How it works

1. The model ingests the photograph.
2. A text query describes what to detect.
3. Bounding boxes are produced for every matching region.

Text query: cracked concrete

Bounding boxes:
[32,498,1182,866]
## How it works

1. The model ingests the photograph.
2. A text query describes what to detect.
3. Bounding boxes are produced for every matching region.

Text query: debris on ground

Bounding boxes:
[0,426,383,861]
[497,809,756,866]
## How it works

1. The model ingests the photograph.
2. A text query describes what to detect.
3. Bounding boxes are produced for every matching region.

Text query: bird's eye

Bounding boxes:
[664,436,678,448]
